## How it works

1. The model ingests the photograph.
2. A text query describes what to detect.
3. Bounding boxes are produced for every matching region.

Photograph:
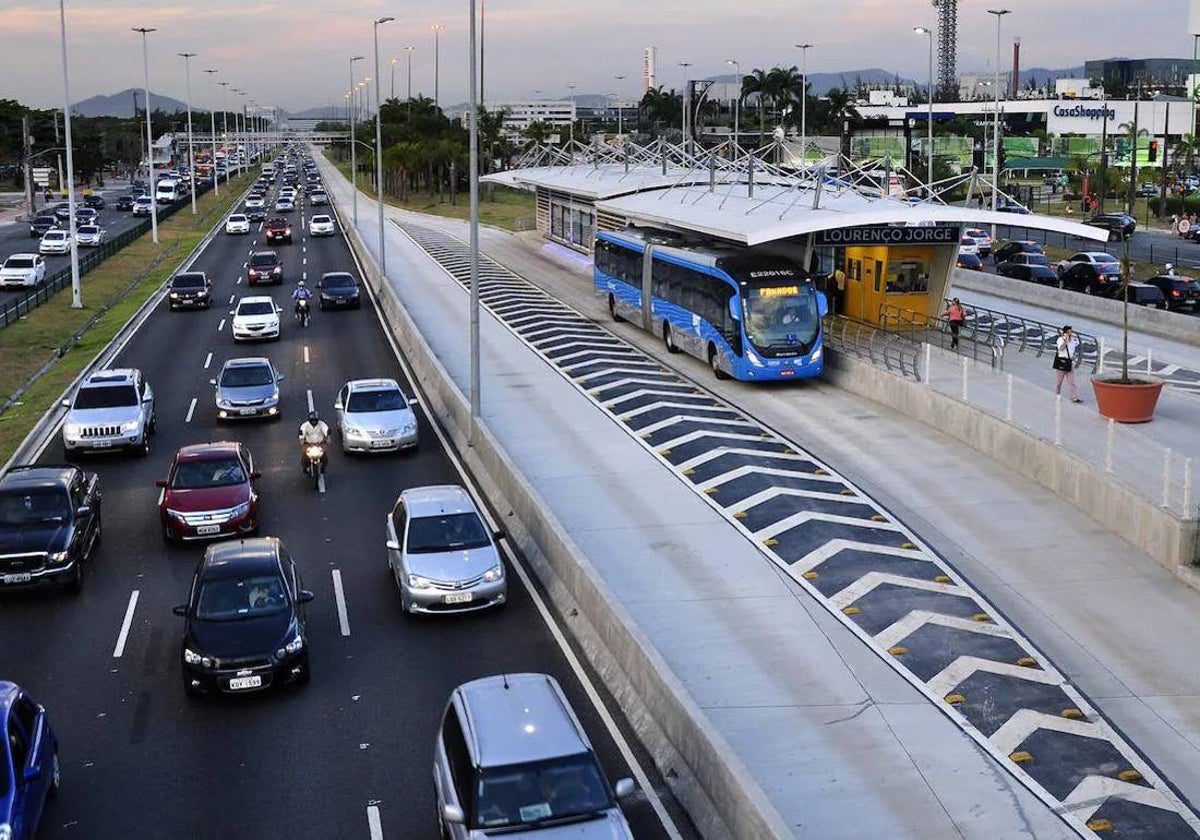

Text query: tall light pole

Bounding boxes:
[349,55,365,226]
[133,27,159,244]
[726,59,740,150]
[217,80,231,182]
[374,16,394,272]
[431,23,445,108]
[988,8,1011,239]
[404,46,415,116]
[178,52,198,214]
[913,28,934,196]
[614,75,627,138]
[389,57,398,102]
[203,69,219,196]
[567,84,577,143]
[795,44,813,167]
[677,61,692,145]
[468,0,481,440]
[58,0,81,308]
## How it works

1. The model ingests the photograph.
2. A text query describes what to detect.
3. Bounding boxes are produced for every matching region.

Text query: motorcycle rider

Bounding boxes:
[291,279,313,322]
[297,409,330,473]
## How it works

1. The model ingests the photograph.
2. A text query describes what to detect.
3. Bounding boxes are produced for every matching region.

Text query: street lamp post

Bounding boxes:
[389,58,398,102]
[374,16,395,273]
[567,84,578,143]
[217,81,231,183]
[404,46,415,116]
[677,61,693,146]
[133,26,159,244]
[726,60,741,151]
[179,52,198,214]
[349,55,364,226]
[202,70,219,196]
[614,75,626,139]
[58,0,81,308]
[468,0,482,439]
[431,23,445,108]
[988,8,1011,239]
[913,28,934,196]
[795,44,813,167]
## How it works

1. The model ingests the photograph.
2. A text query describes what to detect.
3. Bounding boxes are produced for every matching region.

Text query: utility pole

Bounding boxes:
[22,116,34,215]
[53,111,64,198]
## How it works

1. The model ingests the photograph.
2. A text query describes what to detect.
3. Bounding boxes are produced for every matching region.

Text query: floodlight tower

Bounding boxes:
[933,0,958,100]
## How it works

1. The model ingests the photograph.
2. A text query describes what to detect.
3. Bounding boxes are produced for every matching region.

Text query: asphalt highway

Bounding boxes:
[0,169,686,840]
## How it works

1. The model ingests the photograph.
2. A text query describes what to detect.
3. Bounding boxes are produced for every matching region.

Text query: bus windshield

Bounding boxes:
[741,282,820,356]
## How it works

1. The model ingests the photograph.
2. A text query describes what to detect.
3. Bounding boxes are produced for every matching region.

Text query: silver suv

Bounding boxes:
[385,485,505,614]
[434,673,636,838]
[61,368,155,458]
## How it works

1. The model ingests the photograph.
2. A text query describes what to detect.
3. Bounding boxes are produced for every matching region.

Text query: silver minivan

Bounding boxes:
[385,485,505,614]
[434,673,636,838]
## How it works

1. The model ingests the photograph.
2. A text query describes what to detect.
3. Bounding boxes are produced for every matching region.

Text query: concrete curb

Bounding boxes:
[951,268,1200,348]
[825,349,1200,576]
[336,206,795,840]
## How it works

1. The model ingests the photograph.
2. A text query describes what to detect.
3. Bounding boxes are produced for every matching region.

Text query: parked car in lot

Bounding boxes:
[0,464,101,592]
[247,251,283,286]
[1104,281,1168,309]
[434,673,636,839]
[225,214,250,235]
[991,240,1044,263]
[61,368,155,458]
[308,214,335,237]
[0,253,47,288]
[29,214,58,238]
[1085,212,1137,241]
[74,225,106,247]
[173,537,313,696]
[996,261,1059,285]
[169,271,212,310]
[1144,274,1200,310]
[211,356,284,420]
[230,295,282,342]
[335,378,417,453]
[1058,260,1123,295]
[956,252,983,271]
[317,271,361,309]
[38,229,71,255]
[158,441,260,542]
[386,485,506,614]
[0,682,60,837]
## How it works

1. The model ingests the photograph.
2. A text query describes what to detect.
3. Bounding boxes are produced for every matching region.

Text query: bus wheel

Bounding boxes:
[709,345,729,380]
[608,294,622,322]
[663,324,679,354]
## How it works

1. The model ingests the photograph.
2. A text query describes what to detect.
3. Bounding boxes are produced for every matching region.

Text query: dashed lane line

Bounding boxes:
[366,805,383,840]
[112,590,140,658]
[332,569,350,636]
[203,352,212,370]
[217,318,225,332]
[184,398,197,424]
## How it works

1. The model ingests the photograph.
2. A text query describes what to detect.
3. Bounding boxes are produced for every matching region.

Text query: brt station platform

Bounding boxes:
[323,143,1200,839]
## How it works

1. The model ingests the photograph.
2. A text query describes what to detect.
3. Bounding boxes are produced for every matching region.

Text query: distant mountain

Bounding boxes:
[71,88,195,118]
[1017,65,1086,88]
[285,106,345,120]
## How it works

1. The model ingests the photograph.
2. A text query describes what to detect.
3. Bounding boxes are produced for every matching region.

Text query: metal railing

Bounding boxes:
[823,315,923,380]
[879,303,1004,369]
[942,298,1101,374]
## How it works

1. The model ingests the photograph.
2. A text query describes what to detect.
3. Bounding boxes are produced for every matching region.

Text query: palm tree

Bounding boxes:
[1117,118,1149,212]
[638,86,681,136]
[741,69,769,131]
[522,120,553,146]
[765,66,803,124]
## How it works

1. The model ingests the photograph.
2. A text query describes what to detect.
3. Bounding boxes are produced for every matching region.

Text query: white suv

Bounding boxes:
[62,368,156,458]
[0,254,46,288]
[225,214,250,235]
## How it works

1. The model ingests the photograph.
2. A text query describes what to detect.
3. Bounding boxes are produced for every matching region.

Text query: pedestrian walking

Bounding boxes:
[831,264,846,316]
[1052,325,1082,403]
[946,298,966,349]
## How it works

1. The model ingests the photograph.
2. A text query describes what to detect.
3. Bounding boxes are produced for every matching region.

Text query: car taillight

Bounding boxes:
[1172,290,1181,297]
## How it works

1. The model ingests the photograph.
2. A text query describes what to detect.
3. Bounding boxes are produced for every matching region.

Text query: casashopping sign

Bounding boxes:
[1052,104,1116,121]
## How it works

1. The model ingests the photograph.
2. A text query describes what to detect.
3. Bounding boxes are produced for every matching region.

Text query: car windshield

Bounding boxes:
[347,388,406,412]
[74,384,138,409]
[5,257,34,269]
[173,274,205,289]
[221,365,274,388]
[1022,254,1050,265]
[741,281,821,354]
[406,512,490,553]
[1087,253,1118,263]
[44,232,66,241]
[171,456,246,489]
[312,216,331,224]
[474,753,612,830]
[229,215,247,223]
[250,254,277,268]
[0,488,71,526]
[238,301,276,316]
[195,573,288,621]
[323,274,356,289]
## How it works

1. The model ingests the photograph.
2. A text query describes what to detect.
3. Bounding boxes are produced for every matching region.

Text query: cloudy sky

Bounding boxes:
[0,0,1195,112]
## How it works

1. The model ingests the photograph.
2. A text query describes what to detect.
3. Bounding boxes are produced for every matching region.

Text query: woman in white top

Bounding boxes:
[1053,325,1082,403]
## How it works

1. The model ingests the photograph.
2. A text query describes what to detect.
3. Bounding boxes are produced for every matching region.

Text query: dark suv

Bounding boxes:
[169,271,212,310]
[29,215,58,239]
[247,251,283,286]
[1086,213,1137,241]
[1144,274,1200,310]
[991,240,1045,263]
[1059,261,1123,295]
[265,217,293,245]
[0,465,101,593]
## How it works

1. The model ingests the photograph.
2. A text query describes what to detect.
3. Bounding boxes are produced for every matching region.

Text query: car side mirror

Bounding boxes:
[250,471,262,480]
[60,399,70,409]
[614,777,637,799]
[275,372,285,381]
[493,529,506,541]
[75,505,91,518]
[209,378,217,386]
[23,764,42,783]
[442,804,465,825]
[172,605,188,617]
[155,479,167,488]
[333,401,343,411]
[407,397,418,406]
[298,590,315,604]
[386,539,400,551]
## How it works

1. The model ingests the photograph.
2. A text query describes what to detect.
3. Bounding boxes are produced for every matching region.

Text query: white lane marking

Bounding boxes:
[217,318,226,332]
[302,271,307,281]
[258,222,264,232]
[302,257,307,266]
[332,570,350,636]
[112,590,140,658]
[366,805,383,840]
[317,472,326,495]
[203,352,213,370]
[306,388,314,413]
[228,294,235,305]
[358,271,684,838]
[236,276,242,285]
[185,397,197,423]
[302,245,307,254]
[303,345,310,365]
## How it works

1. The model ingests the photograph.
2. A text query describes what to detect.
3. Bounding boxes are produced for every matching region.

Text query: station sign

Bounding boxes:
[31,167,52,186]
[816,224,960,246]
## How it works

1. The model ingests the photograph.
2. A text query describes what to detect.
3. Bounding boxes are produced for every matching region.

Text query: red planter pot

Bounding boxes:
[1090,377,1164,423]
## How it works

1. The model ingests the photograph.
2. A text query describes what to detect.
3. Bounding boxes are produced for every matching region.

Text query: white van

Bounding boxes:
[155,179,180,205]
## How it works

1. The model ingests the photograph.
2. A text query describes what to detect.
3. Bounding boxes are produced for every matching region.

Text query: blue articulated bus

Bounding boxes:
[593,230,828,381]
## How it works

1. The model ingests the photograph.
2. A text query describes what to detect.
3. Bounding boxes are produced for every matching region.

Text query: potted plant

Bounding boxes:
[1090,233,1164,422]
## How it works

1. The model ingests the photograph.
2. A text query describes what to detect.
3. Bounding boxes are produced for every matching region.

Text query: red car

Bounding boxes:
[264,217,292,245]
[247,251,282,285]
[158,442,261,543]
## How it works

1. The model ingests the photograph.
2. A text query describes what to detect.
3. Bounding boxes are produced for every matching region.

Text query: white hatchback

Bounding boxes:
[230,295,282,342]
[39,229,72,255]
[309,215,335,237]
[225,214,251,235]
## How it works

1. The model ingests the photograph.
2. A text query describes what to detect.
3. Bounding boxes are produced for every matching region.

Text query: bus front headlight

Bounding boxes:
[746,348,764,367]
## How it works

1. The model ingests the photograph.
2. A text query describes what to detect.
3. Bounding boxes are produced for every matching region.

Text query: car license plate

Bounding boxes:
[228,675,262,690]
[196,524,221,535]
[3,573,31,584]
[92,440,112,448]
[239,408,258,416]
[444,592,473,605]
[371,439,392,448]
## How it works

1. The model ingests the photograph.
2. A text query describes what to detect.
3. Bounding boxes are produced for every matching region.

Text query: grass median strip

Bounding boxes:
[0,172,258,462]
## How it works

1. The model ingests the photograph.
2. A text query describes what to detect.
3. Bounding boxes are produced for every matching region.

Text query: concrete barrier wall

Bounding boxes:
[825,350,1200,575]
[339,218,794,840]
[951,268,1200,348]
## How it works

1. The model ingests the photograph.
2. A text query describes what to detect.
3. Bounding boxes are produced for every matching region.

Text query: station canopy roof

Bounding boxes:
[484,139,1108,246]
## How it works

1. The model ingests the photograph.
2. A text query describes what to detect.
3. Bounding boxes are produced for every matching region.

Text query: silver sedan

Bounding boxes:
[334,378,417,454]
